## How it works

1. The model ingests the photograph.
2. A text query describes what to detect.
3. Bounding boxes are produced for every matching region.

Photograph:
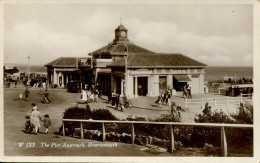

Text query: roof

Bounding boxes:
[115,25,128,31]
[107,53,207,68]
[91,42,154,56]
[44,57,78,68]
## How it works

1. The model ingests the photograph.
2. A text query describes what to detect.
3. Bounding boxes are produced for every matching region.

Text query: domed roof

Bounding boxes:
[115,24,128,31]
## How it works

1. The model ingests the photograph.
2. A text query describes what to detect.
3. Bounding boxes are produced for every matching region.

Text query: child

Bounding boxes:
[42,114,51,134]
[19,93,23,100]
[25,115,32,133]
[24,88,30,101]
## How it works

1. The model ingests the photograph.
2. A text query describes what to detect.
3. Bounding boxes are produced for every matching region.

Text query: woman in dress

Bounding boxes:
[30,103,41,134]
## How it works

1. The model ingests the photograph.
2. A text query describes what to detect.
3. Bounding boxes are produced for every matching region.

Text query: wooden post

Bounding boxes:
[221,126,228,157]
[131,123,135,144]
[214,97,217,107]
[102,122,106,141]
[169,125,175,152]
[80,121,83,139]
[240,94,243,103]
[62,121,65,136]
[226,96,228,106]
[201,98,203,109]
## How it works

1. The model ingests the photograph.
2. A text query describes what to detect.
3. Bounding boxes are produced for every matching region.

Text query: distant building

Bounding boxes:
[45,24,207,97]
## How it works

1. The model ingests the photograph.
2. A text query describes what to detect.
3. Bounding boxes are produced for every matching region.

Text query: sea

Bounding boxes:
[16,65,253,82]
[204,66,253,81]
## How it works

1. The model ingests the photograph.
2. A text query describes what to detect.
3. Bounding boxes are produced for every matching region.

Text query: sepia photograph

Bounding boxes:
[1,0,259,162]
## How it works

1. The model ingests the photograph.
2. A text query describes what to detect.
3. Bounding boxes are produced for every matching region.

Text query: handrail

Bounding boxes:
[61,119,253,157]
[62,119,253,128]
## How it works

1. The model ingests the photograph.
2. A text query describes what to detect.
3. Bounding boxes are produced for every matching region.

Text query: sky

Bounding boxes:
[3,3,253,66]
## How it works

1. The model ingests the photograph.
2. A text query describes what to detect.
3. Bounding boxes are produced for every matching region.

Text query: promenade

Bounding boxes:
[3,81,245,156]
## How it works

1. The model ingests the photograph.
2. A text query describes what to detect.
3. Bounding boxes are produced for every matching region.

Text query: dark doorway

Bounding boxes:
[137,77,148,96]
[159,76,167,94]
[173,76,187,91]
[83,70,92,90]
[115,76,121,95]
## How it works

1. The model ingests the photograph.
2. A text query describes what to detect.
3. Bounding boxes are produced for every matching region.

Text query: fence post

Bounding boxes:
[214,97,217,107]
[62,120,65,136]
[201,98,203,109]
[169,125,175,153]
[102,122,106,141]
[240,94,243,103]
[80,121,83,139]
[131,123,135,144]
[226,96,228,106]
[221,126,228,157]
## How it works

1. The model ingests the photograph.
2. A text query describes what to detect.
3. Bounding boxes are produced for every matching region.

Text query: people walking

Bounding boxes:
[30,103,41,134]
[14,80,17,88]
[42,114,51,134]
[167,90,171,106]
[111,91,116,107]
[171,102,177,115]
[24,88,30,101]
[115,94,120,110]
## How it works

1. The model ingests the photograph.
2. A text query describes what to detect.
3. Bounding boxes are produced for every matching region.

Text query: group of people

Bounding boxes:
[80,89,99,103]
[25,103,51,135]
[170,102,182,117]
[5,80,17,88]
[156,90,172,107]
[108,92,132,112]
[183,83,192,99]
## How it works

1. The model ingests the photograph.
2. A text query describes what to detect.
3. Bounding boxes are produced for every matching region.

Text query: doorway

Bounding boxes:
[137,77,148,96]
[159,76,167,94]
[115,76,121,95]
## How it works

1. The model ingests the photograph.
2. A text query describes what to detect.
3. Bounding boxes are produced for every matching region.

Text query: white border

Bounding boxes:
[0,0,259,162]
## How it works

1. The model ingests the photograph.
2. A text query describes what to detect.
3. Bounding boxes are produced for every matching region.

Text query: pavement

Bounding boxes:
[3,81,241,156]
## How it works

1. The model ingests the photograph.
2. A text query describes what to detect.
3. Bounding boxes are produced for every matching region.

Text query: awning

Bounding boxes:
[174,75,191,82]
[97,69,111,75]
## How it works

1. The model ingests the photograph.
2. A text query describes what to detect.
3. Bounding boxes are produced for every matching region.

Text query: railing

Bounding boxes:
[62,119,253,157]
[185,94,253,108]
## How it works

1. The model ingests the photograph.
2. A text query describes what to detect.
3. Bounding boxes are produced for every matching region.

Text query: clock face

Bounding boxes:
[120,31,126,37]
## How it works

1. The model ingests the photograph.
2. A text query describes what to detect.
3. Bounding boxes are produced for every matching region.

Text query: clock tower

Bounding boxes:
[113,24,130,44]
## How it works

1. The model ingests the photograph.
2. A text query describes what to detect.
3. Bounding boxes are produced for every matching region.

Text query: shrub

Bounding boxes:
[91,109,118,120]
[194,109,234,123]
[63,105,91,120]
[231,103,253,124]
[192,107,234,147]
[62,105,91,135]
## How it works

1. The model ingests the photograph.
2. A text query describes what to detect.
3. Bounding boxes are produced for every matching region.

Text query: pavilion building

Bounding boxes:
[45,24,207,98]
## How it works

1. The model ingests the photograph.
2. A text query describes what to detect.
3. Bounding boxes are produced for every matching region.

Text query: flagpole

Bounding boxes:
[27,56,30,83]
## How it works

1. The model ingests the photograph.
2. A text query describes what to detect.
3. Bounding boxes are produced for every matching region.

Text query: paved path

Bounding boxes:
[3,82,240,156]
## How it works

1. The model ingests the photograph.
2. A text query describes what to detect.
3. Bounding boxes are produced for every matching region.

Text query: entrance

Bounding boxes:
[137,77,148,96]
[159,76,167,94]
[173,75,191,91]
[115,76,121,95]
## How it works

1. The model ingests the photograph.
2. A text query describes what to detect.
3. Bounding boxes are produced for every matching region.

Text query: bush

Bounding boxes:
[231,103,253,124]
[194,109,234,123]
[91,109,118,120]
[63,106,91,120]
[62,106,91,135]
